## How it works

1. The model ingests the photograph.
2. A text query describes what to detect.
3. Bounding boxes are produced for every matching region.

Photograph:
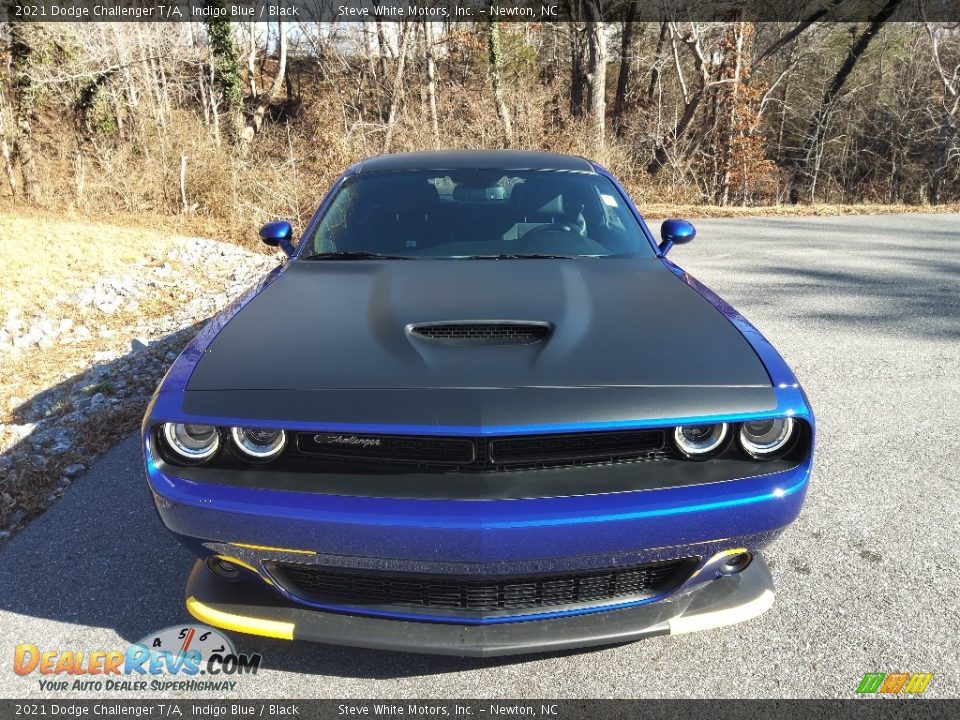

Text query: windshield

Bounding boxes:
[300,169,655,259]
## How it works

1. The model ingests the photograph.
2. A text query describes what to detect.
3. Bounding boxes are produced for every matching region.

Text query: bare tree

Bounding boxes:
[569,23,588,118]
[423,21,440,147]
[0,84,19,197]
[246,22,258,98]
[488,15,514,145]
[645,22,669,104]
[3,12,960,220]
[924,21,960,205]
[383,22,413,153]
[372,0,391,79]
[586,10,607,152]
[8,14,40,203]
[612,3,638,130]
[754,0,844,66]
[789,0,904,202]
[647,23,716,177]
[206,11,243,142]
[715,22,748,205]
[241,6,288,148]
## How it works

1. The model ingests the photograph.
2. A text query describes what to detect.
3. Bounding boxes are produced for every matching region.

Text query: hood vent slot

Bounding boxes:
[410,322,550,346]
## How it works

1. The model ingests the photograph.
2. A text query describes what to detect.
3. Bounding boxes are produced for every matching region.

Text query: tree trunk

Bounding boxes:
[0,85,19,197]
[645,22,669,104]
[647,98,701,176]
[755,0,843,66]
[241,6,288,148]
[928,111,956,205]
[373,0,391,69]
[612,2,636,128]
[247,22,258,97]
[717,23,746,206]
[569,24,587,118]
[789,0,903,202]
[647,25,712,177]
[586,19,607,152]
[179,155,190,213]
[209,53,222,147]
[488,15,514,145]
[924,22,960,206]
[383,22,413,153]
[9,16,40,203]
[423,21,440,147]
[205,9,243,143]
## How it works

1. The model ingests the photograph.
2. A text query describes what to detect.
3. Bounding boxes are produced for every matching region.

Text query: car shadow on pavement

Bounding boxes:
[0,329,599,679]
[0,324,206,640]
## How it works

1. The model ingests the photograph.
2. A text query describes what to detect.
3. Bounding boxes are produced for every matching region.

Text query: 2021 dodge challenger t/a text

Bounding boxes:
[142,150,814,656]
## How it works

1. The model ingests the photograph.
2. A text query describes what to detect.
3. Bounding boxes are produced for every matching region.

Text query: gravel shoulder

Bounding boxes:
[0,214,958,699]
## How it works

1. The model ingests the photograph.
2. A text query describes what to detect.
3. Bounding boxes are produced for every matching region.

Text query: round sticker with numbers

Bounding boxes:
[135,624,236,659]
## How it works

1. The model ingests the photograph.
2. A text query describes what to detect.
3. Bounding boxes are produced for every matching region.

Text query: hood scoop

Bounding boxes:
[408,321,551,346]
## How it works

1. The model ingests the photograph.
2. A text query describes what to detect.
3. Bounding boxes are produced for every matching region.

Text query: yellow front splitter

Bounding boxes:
[186,595,294,641]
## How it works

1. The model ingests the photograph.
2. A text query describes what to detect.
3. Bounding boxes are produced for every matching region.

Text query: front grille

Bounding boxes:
[489,430,663,464]
[410,322,550,345]
[298,433,475,465]
[272,559,696,615]
[296,429,670,472]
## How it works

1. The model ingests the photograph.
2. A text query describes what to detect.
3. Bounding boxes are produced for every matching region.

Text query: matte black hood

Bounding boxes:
[186,259,771,392]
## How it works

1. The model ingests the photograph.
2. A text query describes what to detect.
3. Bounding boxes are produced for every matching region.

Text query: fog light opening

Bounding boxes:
[718,551,753,576]
[206,556,242,582]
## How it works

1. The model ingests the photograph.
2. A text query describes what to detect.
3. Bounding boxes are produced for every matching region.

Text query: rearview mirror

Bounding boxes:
[259,220,294,257]
[658,219,696,255]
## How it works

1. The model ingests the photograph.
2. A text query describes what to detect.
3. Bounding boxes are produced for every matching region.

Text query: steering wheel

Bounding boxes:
[522,222,583,242]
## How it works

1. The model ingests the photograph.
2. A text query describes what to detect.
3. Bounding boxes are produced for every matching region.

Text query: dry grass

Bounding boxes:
[1,209,180,316]
[0,208,217,407]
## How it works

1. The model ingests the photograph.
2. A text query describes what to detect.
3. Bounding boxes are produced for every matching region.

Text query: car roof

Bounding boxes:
[356,150,596,173]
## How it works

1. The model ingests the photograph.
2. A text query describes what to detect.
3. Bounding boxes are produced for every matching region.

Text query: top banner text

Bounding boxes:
[5,0,960,24]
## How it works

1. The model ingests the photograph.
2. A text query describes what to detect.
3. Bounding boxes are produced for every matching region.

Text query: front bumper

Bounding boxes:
[146,415,810,646]
[147,450,810,571]
[185,554,775,657]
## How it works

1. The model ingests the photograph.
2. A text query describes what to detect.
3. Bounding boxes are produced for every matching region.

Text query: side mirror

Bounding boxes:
[658,219,696,255]
[259,220,294,257]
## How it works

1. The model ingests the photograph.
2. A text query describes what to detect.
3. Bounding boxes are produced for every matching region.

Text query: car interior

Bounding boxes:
[308,171,645,258]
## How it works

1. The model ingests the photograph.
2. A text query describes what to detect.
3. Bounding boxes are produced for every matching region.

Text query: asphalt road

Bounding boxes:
[2,214,958,699]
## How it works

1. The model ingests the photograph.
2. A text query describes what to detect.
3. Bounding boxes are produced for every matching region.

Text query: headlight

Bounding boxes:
[673,423,728,458]
[162,423,220,462]
[231,427,286,461]
[739,418,796,458]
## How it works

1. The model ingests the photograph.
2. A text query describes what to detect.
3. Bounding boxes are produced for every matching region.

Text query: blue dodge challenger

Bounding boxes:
[143,150,813,656]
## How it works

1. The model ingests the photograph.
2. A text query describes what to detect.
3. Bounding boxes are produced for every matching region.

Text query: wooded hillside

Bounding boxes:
[2,12,959,236]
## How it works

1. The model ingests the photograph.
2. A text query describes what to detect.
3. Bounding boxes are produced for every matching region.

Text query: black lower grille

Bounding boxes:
[272,559,696,615]
[295,429,670,472]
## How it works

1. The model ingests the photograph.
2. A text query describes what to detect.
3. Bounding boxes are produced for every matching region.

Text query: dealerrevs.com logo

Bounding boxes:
[13,625,262,693]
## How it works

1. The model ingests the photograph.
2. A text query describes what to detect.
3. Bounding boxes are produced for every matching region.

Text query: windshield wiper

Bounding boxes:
[460,253,577,260]
[300,251,412,260]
